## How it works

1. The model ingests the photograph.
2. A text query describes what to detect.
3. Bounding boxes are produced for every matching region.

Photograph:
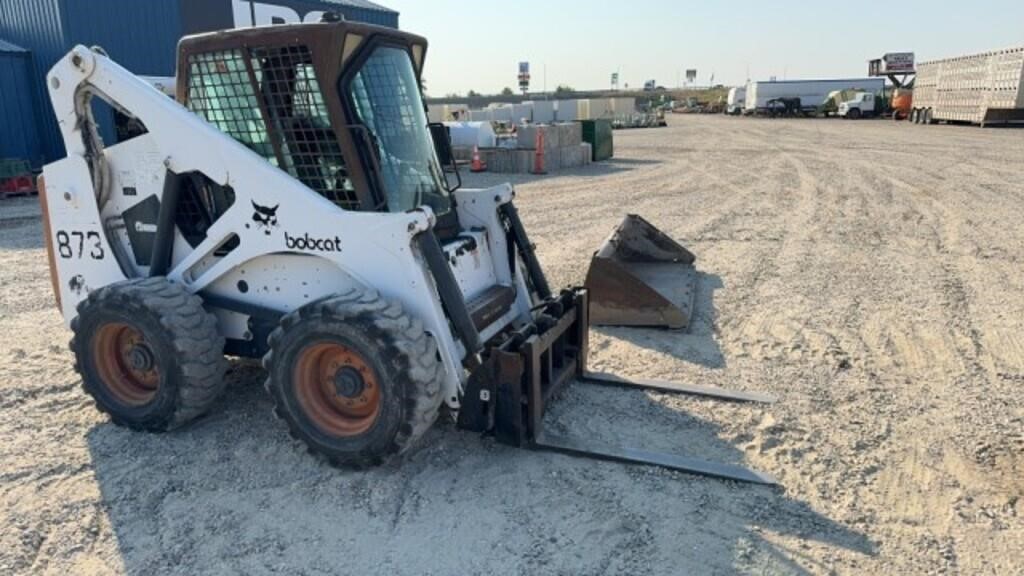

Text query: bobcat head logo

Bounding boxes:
[68,275,88,297]
[250,201,280,235]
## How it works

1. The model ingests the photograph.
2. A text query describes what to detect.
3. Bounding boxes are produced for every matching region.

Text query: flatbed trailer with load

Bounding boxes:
[911,46,1024,127]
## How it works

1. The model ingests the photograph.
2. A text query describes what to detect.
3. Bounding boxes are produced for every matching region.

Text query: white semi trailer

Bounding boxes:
[911,46,1024,127]
[744,78,885,114]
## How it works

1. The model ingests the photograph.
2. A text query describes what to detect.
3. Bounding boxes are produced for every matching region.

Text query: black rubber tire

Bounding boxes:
[263,288,444,468]
[848,108,862,120]
[71,277,228,432]
[924,109,934,125]
[910,109,919,124]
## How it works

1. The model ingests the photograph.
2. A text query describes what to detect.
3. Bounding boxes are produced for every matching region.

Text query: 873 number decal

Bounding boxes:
[56,231,105,260]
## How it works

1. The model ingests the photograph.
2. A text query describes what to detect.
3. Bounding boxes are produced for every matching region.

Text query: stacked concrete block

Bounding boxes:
[490,106,515,123]
[468,109,493,122]
[472,123,593,173]
[517,124,560,155]
[452,146,474,163]
[512,103,534,123]
[429,104,471,122]
[532,101,556,123]
[448,104,470,121]
[556,144,595,169]
[558,145,581,169]
[481,148,534,173]
[558,122,582,148]
[581,143,592,165]
[555,99,578,122]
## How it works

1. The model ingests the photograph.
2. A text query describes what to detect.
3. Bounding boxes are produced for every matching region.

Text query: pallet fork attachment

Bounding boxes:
[458,290,778,486]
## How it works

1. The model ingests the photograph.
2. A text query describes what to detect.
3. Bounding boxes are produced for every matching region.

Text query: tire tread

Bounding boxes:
[263,288,444,468]
[71,278,228,431]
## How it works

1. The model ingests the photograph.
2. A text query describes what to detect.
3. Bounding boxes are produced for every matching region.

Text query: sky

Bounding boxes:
[382,0,1024,96]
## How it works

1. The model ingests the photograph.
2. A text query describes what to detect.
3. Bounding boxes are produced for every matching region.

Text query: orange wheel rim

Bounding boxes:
[93,323,161,406]
[293,342,381,437]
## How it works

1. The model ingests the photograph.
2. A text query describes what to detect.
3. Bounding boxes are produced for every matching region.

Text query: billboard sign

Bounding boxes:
[883,52,915,73]
[686,69,697,84]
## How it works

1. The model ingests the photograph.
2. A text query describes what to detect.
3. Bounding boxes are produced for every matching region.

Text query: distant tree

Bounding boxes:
[554,84,575,95]
[467,89,482,98]
[444,92,462,99]
[501,87,515,96]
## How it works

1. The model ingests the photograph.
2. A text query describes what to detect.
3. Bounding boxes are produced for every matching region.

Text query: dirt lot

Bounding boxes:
[2,115,1023,575]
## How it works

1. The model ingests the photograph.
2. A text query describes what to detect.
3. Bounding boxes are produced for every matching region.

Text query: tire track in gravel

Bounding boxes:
[716,141,828,367]
[839,151,1024,570]
[520,122,799,292]
[859,162,1007,385]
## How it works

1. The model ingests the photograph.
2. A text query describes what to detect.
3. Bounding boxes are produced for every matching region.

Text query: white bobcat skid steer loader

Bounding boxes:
[39,21,775,484]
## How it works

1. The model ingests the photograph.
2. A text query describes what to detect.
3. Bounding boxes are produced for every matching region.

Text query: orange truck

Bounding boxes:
[890,88,913,121]
[869,53,915,120]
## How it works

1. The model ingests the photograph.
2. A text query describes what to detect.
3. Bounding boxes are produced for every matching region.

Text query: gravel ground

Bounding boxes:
[1,115,1022,575]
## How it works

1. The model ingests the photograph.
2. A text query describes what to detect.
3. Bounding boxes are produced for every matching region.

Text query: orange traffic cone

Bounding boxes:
[532,128,547,175]
[471,146,487,173]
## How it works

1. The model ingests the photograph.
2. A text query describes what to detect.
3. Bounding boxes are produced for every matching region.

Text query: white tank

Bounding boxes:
[443,122,497,149]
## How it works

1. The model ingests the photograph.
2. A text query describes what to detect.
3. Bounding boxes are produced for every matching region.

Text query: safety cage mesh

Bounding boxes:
[185,47,358,210]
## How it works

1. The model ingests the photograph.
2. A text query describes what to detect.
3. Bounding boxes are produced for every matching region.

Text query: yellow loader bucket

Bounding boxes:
[584,215,698,330]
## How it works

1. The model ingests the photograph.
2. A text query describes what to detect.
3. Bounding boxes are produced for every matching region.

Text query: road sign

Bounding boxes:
[518,61,531,93]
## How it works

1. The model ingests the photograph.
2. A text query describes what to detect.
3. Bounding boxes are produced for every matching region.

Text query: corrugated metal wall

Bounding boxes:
[63,0,182,75]
[0,41,43,166]
[0,0,399,165]
[0,0,66,163]
[0,0,184,164]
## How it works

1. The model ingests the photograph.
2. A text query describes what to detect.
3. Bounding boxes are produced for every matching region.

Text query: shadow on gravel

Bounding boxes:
[604,157,662,166]
[595,272,726,369]
[538,383,877,573]
[85,357,875,575]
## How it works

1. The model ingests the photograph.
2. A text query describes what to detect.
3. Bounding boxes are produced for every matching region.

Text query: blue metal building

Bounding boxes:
[0,39,43,167]
[0,0,399,167]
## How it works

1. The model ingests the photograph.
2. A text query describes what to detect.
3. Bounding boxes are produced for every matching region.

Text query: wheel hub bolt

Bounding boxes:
[129,345,155,372]
[334,367,366,398]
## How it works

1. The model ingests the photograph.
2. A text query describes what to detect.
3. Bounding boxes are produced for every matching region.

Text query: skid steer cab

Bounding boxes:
[39,20,776,484]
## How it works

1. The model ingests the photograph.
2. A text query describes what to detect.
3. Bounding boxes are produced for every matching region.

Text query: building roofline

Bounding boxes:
[322,0,398,14]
